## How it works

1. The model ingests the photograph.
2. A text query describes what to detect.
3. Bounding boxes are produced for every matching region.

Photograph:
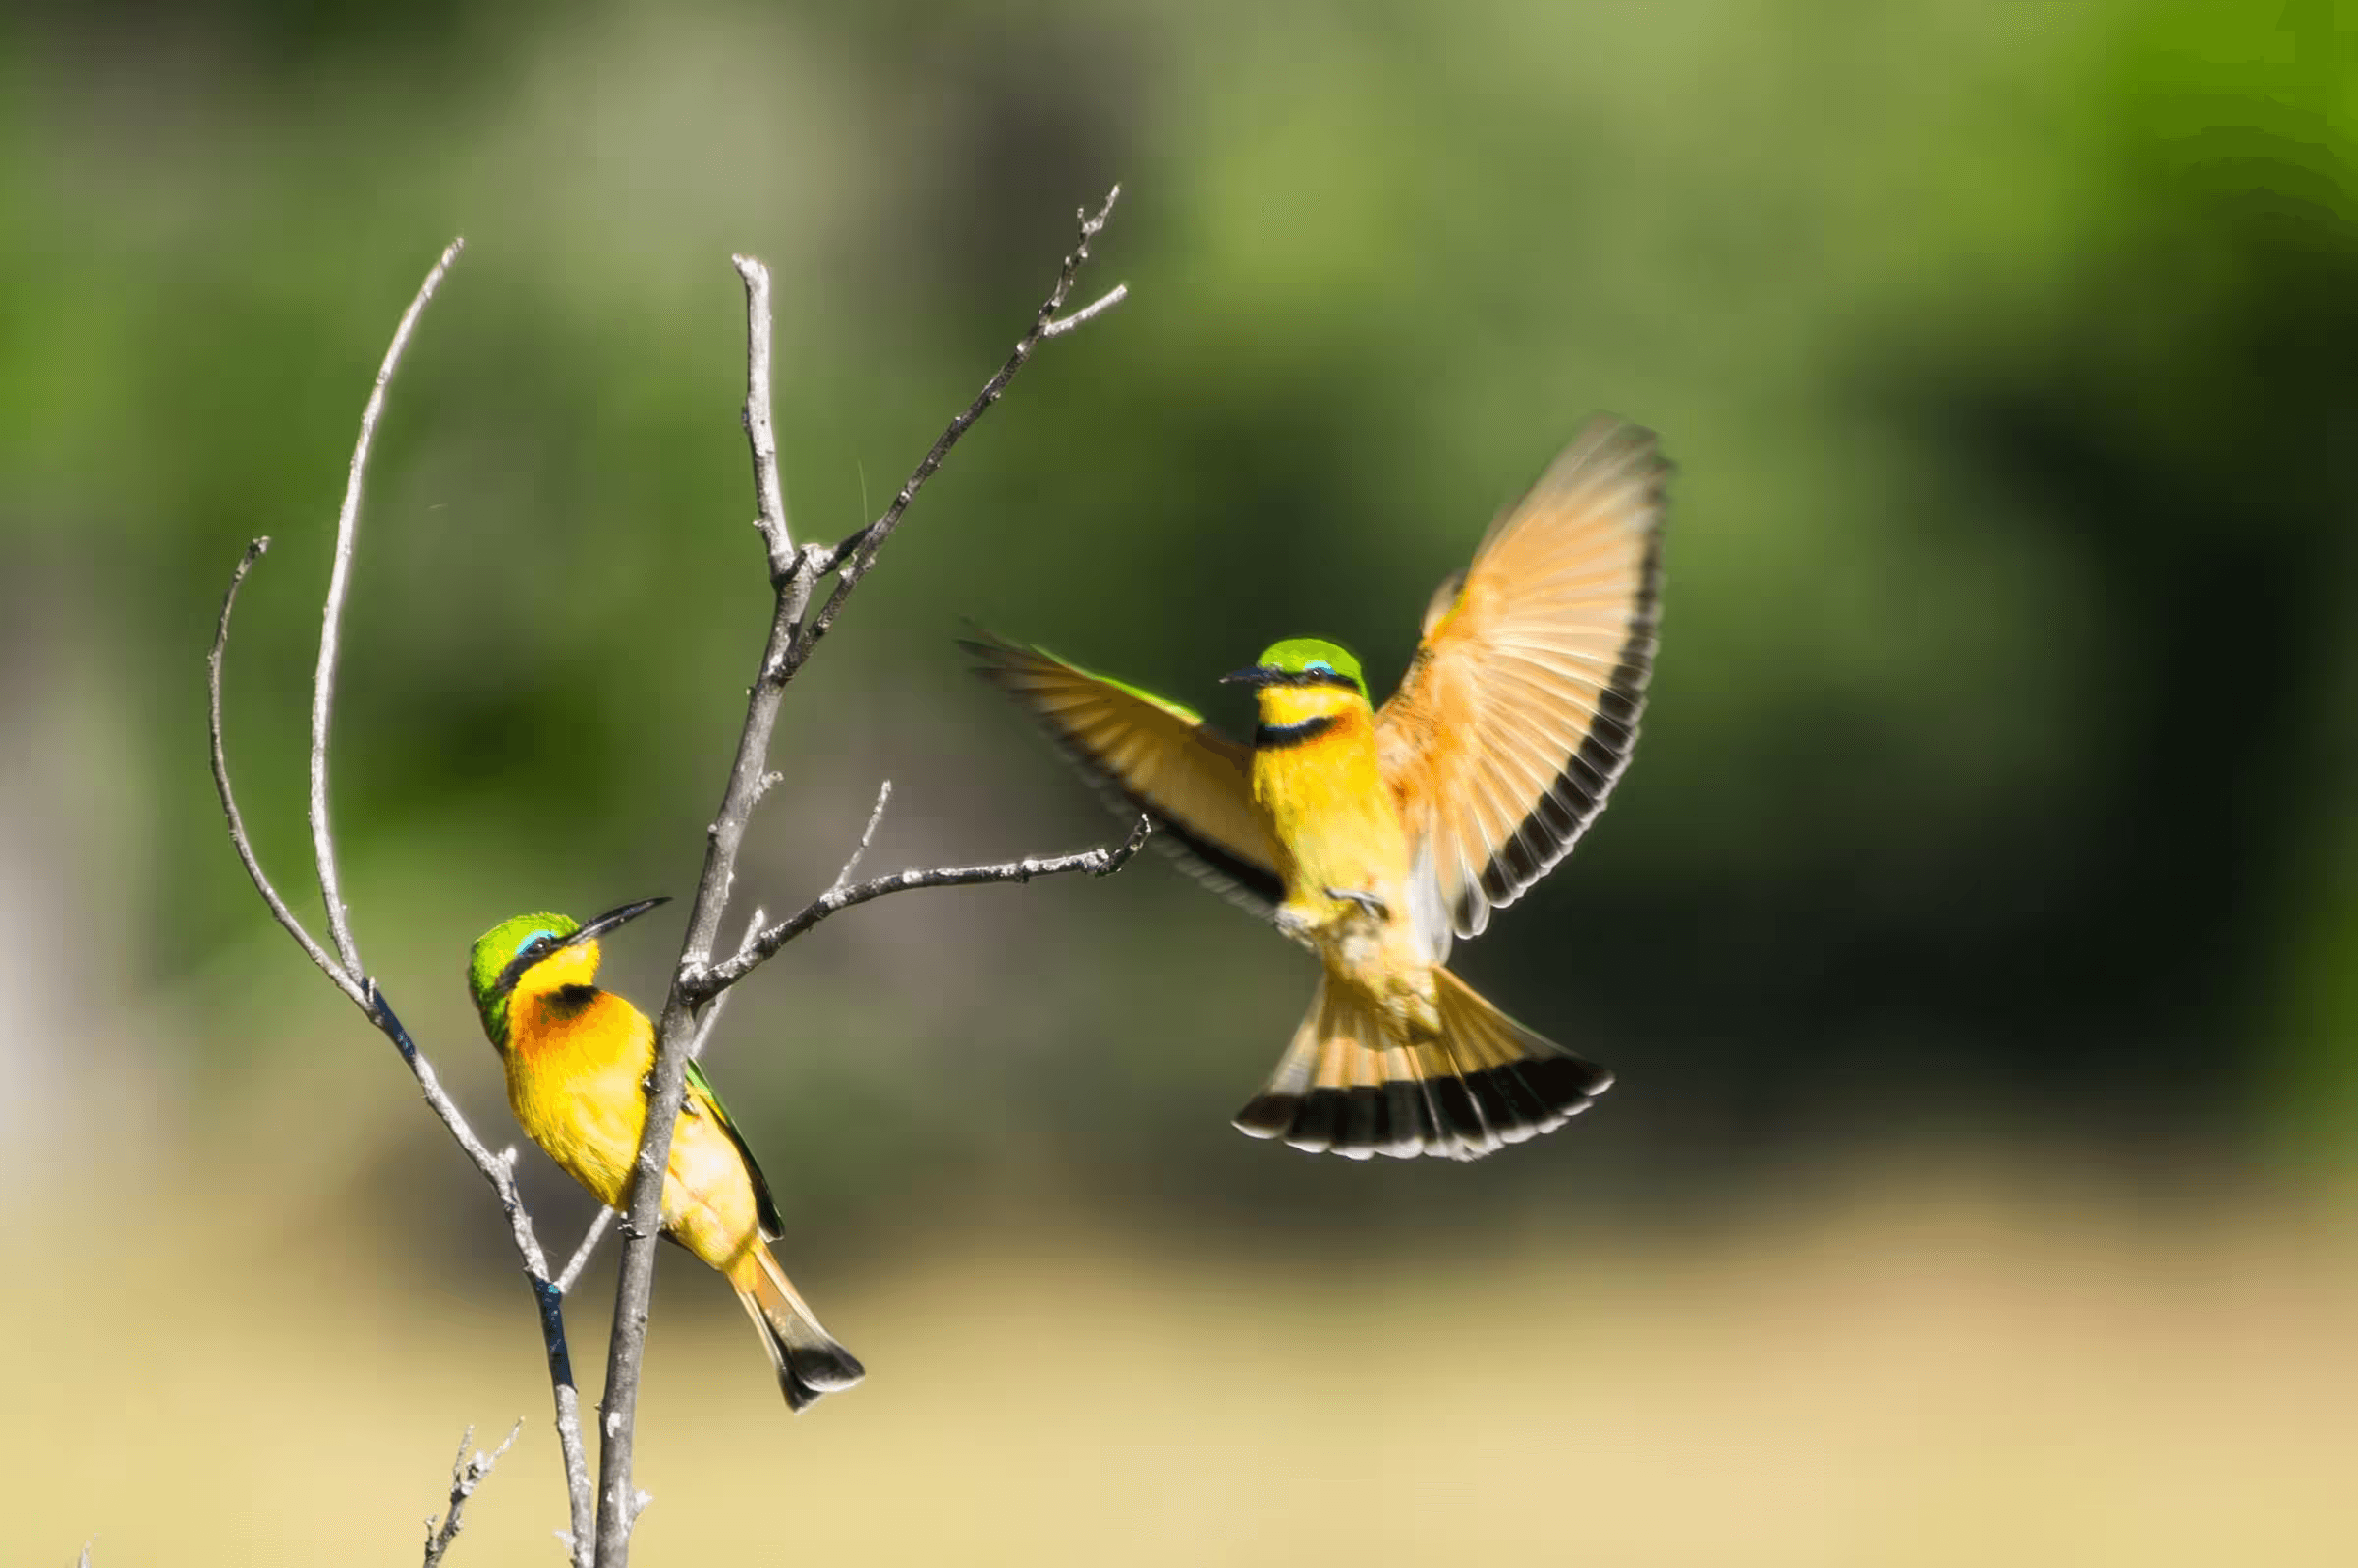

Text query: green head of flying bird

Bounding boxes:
[967,418,1669,1162]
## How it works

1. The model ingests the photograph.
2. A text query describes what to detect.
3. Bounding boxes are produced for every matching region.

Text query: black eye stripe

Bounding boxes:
[492,932,567,999]
[1270,669,1362,691]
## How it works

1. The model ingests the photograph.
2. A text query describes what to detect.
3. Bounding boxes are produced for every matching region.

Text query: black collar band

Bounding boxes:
[1255,712,1342,749]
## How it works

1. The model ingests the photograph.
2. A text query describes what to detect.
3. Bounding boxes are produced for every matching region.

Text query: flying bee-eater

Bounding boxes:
[467,898,864,1410]
[968,418,1667,1162]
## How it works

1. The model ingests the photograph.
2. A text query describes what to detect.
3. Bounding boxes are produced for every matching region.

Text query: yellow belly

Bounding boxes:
[1251,716,1409,901]
[505,990,765,1273]
[1250,718,1436,1036]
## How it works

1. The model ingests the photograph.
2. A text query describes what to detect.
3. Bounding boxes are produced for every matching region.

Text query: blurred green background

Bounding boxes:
[6,0,2356,1562]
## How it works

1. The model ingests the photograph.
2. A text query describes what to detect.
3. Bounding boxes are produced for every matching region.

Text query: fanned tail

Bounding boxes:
[1233,967,1612,1162]
[731,1246,866,1412]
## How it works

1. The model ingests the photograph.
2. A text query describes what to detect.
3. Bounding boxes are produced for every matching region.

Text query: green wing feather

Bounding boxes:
[963,631,1285,915]
[683,1058,785,1240]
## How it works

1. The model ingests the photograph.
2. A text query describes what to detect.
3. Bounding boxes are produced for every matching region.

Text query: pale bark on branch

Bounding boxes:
[206,240,596,1566]
[591,184,1133,1568]
[209,188,1134,1568]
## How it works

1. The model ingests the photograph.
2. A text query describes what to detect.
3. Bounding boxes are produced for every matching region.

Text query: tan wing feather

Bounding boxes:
[1378,419,1668,946]
[965,634,1286,914]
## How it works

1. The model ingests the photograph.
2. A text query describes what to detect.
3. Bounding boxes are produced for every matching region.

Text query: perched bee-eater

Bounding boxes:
[467,899,864,1409]
[969,418,1667,1162]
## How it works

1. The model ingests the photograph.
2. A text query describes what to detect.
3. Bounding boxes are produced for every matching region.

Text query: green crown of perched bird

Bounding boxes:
[467,899,863,1409]
[968,418,1668,1161]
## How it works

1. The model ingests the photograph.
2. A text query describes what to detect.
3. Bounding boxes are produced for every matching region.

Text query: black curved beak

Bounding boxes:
[561,895,670,950]
[1220,666,1275,687]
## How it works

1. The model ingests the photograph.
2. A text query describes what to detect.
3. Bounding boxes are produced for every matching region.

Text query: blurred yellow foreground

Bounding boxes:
[12,1158,2352,1567]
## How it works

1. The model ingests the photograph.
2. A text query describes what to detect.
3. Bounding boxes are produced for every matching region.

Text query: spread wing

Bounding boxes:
[964,633,1285,916]
[1378,418,1669,952]
[683,1058,784,1240]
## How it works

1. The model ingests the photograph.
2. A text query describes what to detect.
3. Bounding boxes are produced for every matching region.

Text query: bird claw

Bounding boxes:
[1326,887,1389,921]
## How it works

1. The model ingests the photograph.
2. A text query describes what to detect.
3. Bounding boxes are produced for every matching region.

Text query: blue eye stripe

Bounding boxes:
[1305,660,1333,675]
[519,928,556,954]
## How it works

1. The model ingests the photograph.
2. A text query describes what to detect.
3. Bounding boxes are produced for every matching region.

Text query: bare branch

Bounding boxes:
[421,1421,523,1568]
[732,253,796,582]
[590,188,1130,1568]
[207,244,596,1568]
[830,780,894,894]
[689,816,1151,1006]
[311,237,465,978]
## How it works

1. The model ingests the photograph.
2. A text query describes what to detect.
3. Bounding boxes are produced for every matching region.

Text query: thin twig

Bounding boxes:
[421,1421,523,1568]
[691,815,1151,1005]
[208,537,365,1010]
[312,237,465,979]
[733,254,796,582]
[791,186,1124,638]
[1043,282,1129,338]
[590,187,1131,1568]
[207,244,596,1568]
[829,781,894,894]
[555,1209,614,1298]
[686,905,765,1061]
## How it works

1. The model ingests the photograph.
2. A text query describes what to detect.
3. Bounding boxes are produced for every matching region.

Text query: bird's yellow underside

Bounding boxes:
[503,944,765,1280]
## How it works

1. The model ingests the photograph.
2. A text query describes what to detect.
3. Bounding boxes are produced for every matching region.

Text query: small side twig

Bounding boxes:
[686,904,766,1060]
[208,539,361,1010]
[1042,282,1129,338]
[554,1209,614,1298]
[829,781,895,894]
[421,1421,523,1568]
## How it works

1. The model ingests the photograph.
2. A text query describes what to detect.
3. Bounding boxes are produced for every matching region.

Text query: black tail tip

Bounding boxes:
[1455,1058,1612,1148]
[780,1344,867,1412]
[1230,1085,1438,1162]
[1234,1057,1613,1162]
[1233,1094,1297,1141]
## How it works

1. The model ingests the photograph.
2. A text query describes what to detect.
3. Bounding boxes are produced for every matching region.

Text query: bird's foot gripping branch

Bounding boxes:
[207,189,1137,1568]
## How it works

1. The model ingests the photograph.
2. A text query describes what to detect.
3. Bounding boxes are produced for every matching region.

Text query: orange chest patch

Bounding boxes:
[503,988,657,1203]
